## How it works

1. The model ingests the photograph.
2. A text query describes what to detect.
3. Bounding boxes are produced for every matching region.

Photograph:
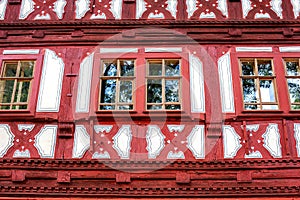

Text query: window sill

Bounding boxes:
[241,110,284,114]
[0,110,35,118]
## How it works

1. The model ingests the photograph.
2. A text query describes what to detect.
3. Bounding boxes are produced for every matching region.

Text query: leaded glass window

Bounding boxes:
[0,61,35,110]
[146,59,181,110]
[284,58,300,110]
[239,58,278,110]
[99,59,135,110]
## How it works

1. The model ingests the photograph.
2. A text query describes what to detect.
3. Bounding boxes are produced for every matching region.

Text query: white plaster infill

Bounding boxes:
[236,47,273,52]
[3,49,39,55]
[145,47,182,53]
[99,48,138,53]
[279,46,300,52]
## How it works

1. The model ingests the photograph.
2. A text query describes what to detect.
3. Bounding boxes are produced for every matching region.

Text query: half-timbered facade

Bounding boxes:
[0,0,300,199]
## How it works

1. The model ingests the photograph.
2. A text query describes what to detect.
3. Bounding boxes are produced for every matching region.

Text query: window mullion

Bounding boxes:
[162,60,166,110]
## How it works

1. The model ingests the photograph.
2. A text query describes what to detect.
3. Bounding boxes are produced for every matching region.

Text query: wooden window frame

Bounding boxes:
[0,53,43,116]
[98,59,136,111]
[239,58,279,111]
[90,50,191,118]
[283,58,300,110]
[0,60,35,110]
[146,59,182,111]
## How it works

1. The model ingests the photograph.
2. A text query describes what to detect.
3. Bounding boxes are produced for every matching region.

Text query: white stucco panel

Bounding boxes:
[34,125,57,158]
[0,124,14,158]
[186,125,205,159]
[146,125,165,159]
[19,0,35,19]
[262,123,282,158]
[112,125,132,159]
[294,123,300,157]
[76,53,94,113]
[75,0,90,19]
[72,125,90,158]
[223,125,242,159]
[218,52,235,113]
[189,54,205,113]
[37,49,64,112]
[0,0,8,20]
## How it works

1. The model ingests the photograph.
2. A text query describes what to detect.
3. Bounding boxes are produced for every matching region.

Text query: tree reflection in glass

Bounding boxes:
[165,60,180,76]
[100,59,134,110]
[240,58,277,110]
[257,60,273,76]
[285,60,300,109]
[0,61,34,110]
[147,79,162,104]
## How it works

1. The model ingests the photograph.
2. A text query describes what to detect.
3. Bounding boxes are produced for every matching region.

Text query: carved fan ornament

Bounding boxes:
[186,0,228,19]
[19,0,67,20]
[241,0,282,19]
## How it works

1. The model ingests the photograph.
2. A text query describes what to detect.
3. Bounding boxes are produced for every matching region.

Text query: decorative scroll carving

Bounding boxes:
[92,125,113,159]
[187,0,227,19]
[146,125,165,159]
[167,125,184,133]
[19,0,67,20]
[241,0,282,19]
[136,0,176,19]
[75,0,121,19]
[13,124,35,158]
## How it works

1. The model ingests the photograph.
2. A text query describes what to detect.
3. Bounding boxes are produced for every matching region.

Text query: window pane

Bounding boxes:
[260,80,276,102]
[0,80,14,103]
[103,62,117,76]
[147,105,162,110]
[244,104,258,110]
[13,81,30,103]
[257,60,273,76]
[165,60,180,76]
[118,105,133,110]
[3,63,17,77]
[147,79,162,103]
[119,81,132,103]
[242,79,258,103]
[285,61,299,76]
[120,60,134,76]
[101,79,116,103]
[148,60,162,76]
[20,61,34,77]
[165,80,179,102]
[291,105,300,110]
[287,78,300,104]
[241,60,255,75]
[262,105,278,110]
[100,105,115,110]
[166,105,180,110]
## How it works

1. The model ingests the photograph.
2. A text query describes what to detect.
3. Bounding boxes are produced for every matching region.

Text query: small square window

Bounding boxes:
[0,60,35,110]
[146,59,181,111]
[239,58,278,110]
[99,59,135,110]
[284,58,300,110]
